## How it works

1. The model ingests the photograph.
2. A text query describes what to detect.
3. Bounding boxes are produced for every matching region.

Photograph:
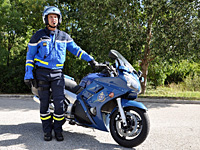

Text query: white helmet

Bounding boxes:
[42,6,62,25]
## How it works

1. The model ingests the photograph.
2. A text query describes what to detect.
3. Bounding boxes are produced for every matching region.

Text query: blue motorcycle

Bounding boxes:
[32,50,150,148]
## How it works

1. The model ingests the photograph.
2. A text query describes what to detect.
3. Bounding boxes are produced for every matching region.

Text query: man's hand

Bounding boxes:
[24,79,32,89]
[89,60,98,70]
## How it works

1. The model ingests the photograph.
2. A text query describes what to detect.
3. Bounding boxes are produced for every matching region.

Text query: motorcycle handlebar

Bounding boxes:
[95,63,107,68]
[88,61,117,76]
[88,61,108,69]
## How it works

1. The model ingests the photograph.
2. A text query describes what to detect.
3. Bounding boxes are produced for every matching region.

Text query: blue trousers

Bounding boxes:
[35,68,65,133]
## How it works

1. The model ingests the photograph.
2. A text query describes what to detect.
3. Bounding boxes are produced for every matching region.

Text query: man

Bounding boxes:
[24,6,96,141]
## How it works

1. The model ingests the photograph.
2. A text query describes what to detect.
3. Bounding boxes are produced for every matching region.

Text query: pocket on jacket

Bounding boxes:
[38,41,50,59]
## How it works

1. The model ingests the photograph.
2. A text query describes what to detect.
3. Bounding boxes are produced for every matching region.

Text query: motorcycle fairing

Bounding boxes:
[94,77,130,92]
[74,76,137,131]
[121,98,148,110]
[79,73,108,88]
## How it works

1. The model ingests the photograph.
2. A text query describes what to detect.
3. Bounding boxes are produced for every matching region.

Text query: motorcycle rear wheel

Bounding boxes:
[110,106,150,148]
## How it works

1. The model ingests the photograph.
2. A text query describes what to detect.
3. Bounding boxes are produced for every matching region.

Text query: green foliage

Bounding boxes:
[143,84,200,100]
[182,73,200,91]
[148,59,168,87]
[165,60,200,84]
[148,59,200,89]
[0,52,28,93]
[149,0,200,61]
[0,0,199,94]
[68,0,144,63]
[63,52,93,83]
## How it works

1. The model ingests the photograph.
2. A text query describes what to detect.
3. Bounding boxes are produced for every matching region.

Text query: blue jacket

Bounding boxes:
[24,27,94,80]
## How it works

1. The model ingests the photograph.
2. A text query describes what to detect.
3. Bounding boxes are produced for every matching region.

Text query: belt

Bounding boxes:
[36,66,62,72]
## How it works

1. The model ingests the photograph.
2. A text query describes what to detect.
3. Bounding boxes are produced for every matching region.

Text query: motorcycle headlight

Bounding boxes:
[124,73,140,92]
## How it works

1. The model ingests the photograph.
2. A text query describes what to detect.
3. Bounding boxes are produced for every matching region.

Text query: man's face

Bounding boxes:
[48,14,58,27]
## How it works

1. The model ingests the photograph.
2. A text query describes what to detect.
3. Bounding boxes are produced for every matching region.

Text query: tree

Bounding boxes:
[69,0,200,93]
[0,0,24,66]
[0,0,47,67]
[139,0,199,93]
[0,0,199,93]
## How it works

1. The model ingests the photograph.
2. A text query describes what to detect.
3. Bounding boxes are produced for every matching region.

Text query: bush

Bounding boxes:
[148,59,168,88]
[182,73,200,91]
[148,59,200,90]
[165,60,200,84]
[0,64,29,94]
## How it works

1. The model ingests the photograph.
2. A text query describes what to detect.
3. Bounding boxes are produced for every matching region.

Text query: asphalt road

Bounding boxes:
[0,96,200,150]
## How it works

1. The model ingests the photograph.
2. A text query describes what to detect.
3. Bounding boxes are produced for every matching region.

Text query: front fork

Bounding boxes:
[116,97,127,126]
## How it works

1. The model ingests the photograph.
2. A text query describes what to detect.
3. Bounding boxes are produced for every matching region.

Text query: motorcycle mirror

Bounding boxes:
[139,77,144,83]
[109,50,118,60]
[137,70,143,77]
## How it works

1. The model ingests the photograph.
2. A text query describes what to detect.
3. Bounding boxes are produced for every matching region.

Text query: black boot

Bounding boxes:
[44,132,52,141]
[55,132,64,141]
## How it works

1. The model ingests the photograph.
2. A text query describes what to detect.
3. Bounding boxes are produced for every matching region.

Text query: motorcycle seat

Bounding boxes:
[64,77,83,94]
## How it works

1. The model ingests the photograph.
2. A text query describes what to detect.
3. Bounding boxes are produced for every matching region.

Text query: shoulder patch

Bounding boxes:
[43,42,47,46]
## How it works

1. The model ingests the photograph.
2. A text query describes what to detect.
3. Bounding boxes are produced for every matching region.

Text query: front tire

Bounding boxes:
[110,107,150,148]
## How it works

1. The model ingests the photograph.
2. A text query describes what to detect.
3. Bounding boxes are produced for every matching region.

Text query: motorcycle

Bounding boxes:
[32,50,150,148]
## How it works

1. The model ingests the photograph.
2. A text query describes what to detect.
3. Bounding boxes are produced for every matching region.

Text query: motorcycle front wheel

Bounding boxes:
[110,106,150,148]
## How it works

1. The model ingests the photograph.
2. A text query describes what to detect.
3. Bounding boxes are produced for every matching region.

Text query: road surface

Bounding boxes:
[0,96,200,150]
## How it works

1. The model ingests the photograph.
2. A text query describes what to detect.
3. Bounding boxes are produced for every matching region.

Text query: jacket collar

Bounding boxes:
[45,27,58,36]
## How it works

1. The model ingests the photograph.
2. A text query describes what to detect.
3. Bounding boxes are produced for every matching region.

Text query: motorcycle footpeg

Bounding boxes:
[65,113,74,119]
[69,120,76,125]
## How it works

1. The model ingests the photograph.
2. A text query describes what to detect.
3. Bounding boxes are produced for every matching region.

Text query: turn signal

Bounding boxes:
[109,92,114,98]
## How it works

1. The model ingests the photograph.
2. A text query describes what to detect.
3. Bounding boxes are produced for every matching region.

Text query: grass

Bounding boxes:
[139,85,200,100]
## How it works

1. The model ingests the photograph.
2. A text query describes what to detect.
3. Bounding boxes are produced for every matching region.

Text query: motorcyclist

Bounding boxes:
[24,6,96,141]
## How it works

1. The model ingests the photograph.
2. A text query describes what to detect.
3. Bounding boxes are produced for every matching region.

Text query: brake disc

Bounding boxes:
[116,112,138,137]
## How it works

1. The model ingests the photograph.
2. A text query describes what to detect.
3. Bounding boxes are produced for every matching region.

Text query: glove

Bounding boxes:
[24,79,32,89]
[89,60,98,70]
